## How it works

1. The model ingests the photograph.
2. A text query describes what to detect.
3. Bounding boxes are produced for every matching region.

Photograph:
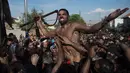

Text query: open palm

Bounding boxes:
[106,8,129,22]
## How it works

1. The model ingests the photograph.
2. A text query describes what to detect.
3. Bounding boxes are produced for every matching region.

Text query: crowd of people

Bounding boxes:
[0,8,130,73]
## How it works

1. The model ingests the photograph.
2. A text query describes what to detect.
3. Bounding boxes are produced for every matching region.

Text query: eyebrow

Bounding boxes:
[58,13,67,15]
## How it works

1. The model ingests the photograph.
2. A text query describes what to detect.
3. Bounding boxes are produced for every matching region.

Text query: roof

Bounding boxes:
[122,13,130,18]
[125,13,130,17]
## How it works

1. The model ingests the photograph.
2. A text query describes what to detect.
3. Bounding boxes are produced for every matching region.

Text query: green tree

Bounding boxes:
[68,14,87,45]
[18,8,44,31]
[69,14,86,24]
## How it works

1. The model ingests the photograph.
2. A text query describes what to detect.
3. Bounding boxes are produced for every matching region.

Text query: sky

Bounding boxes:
[8,0,130,23]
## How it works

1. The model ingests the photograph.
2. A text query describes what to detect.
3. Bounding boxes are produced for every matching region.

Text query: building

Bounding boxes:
[6,17,25,39]
[6,24,25,39]
[109,13,130,28]
[110,18,124,28]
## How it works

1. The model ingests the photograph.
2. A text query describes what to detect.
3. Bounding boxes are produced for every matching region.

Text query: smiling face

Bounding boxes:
[58,9,69,25]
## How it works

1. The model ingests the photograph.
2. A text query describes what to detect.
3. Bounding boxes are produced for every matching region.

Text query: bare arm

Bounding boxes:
[81,46,97,73]
[57,34,87,55]
[73,8,129,34]
[81,57,91,73]
[119,43,130,61]
[73,21,106,34]
[69,41,88,55]
[36,18,56,37]
[52,38,64,73]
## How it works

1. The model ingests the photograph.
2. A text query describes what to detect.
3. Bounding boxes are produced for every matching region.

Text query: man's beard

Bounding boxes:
[59,20,67,25]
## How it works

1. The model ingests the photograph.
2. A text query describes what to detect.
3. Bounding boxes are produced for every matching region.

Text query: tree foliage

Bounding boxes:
[69,14,86,24]
[19,8,44,31]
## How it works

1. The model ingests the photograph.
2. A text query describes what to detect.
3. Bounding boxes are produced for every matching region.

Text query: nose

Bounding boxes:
[58,15,62,18]
[60,16,63,19]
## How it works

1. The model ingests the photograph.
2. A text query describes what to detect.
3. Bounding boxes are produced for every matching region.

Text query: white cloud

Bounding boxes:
[87,8,116,14]
[106,8,116,13]
[92,8,105,13]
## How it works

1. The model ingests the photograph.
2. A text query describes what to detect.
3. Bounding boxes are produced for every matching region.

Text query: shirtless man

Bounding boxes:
[37,8,128,73]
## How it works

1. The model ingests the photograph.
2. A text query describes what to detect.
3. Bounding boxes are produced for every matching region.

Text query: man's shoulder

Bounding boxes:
[68,22,79,24]
[68,22,84,25]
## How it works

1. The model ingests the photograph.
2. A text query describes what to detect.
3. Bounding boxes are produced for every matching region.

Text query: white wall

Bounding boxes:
[114,18,123,27]
[109,18,124,27]
[6,24,25,39]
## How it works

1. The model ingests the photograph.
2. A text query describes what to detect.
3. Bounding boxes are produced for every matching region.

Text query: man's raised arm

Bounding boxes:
[36,17,56,37]
[73,8,129,34]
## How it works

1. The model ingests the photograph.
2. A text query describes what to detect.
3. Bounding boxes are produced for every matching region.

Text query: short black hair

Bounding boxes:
[57,64,77,73]
[59,8,69,16]
[98,59,114,73]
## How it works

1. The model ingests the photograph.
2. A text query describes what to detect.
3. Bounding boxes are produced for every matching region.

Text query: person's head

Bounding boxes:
[0,62,11,73]
[106,44,121,62]
[57,64,77,73]
[0,46,7,57]
[28,42,35,51]
[0,46,8,64]
[41,38,49,48]
[24,38,33,48]
[8,33,14,37]
[58,8,69,25]
[7,38,13,46]
[8,33,18,43]
[10,61,25,73]
[94,59,114,73]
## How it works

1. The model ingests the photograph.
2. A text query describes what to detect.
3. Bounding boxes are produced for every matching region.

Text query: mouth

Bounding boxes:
[60,18,64,21]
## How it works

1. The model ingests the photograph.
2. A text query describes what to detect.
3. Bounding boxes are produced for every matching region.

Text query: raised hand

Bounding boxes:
[34,16,43,22]
[31,54,39,66]
[89,46,98,58]
[106,8,129,22]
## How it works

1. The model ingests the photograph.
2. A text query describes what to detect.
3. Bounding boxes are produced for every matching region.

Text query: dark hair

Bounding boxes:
[40,37,49,42]
[57,64,77,73]
[10,61,25,73]
[8,33,18,43]
[59,8,69,16]
[24,38,32,48]
[7,37,13,42]
[0,46,7,57]
[8,33,14,37]
[0,62,11,73]
[97,59,114,73]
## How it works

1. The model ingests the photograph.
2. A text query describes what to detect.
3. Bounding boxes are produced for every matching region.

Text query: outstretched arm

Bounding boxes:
[73,8,129,34]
